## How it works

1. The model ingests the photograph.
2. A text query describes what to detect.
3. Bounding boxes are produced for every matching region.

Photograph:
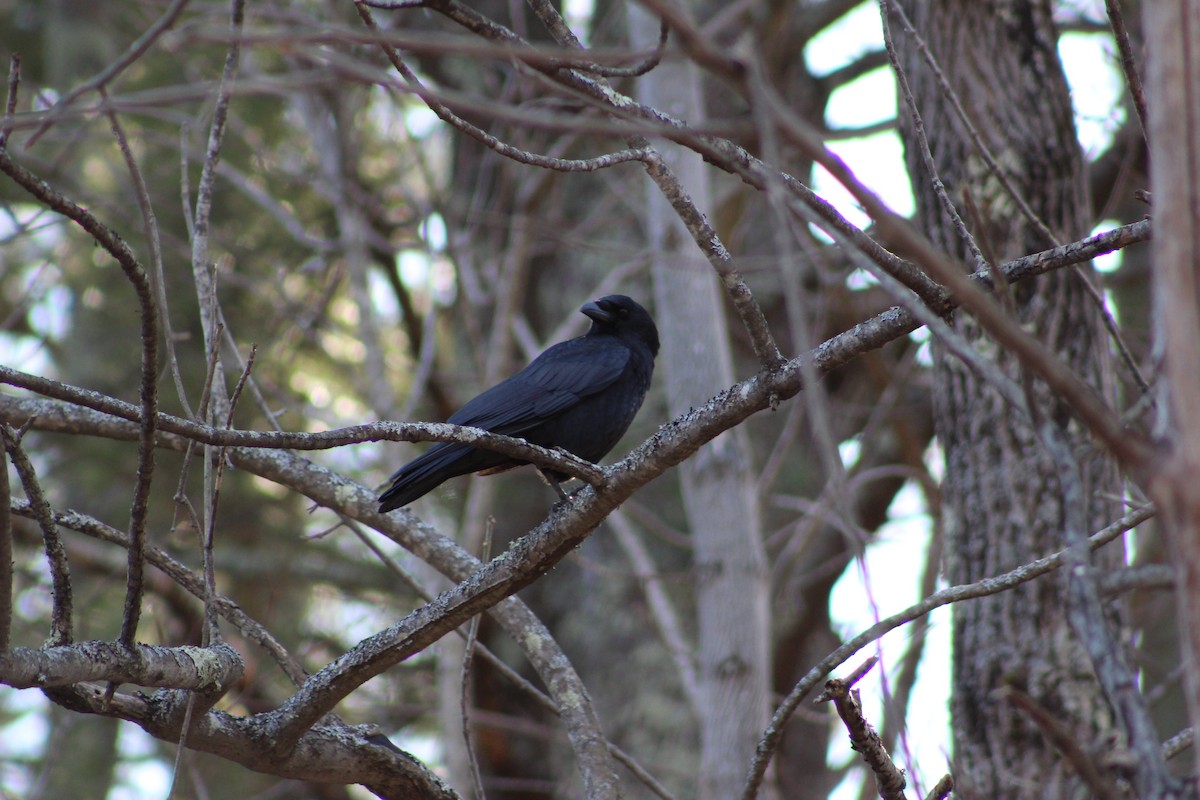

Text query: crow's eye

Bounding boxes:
[619,308,629,318]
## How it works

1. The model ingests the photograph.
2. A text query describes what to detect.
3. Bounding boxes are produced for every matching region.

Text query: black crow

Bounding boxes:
[378,295,658,512]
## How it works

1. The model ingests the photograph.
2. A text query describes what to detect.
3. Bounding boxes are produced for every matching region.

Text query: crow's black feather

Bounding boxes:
[378,295,658,512]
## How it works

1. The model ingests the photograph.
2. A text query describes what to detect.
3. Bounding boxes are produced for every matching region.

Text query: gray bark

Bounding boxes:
[1144,0,1200,788]
[629,6,773,799]
[892,1,1126,796]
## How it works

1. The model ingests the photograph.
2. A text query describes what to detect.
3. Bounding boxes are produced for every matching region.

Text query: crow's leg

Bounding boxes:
[536,467,571,502]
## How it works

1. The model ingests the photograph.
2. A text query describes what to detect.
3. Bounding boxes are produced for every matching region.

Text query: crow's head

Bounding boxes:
[581,295,659,356]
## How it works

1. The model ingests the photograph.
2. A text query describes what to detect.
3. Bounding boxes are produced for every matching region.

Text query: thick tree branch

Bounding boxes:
[54,682,456,800]
[0,641,242,692]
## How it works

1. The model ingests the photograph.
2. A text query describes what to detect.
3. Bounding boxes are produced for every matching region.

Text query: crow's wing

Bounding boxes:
[378,337,632,512]
[447,337,631,435]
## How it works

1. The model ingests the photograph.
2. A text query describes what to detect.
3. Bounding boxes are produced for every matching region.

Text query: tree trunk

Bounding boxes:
[892,2,1126,797]
[1144,0,1200,786]
[630,6,774,799]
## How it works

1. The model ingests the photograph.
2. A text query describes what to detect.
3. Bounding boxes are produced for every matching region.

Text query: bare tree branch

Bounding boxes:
[0,437,9,652]
[47,682,457,800]
[1104,0,1149,143]
[819,659,908,800]
[101,88,195,421]
[0,640,242,692]
[1,423,72,645]
[923,774,954,800]
[1,53,20,146]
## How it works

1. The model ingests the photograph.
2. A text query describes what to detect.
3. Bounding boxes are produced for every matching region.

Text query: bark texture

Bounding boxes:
[893,2,1125,797]
[631,6,774,798]
[1144,0,1200,786]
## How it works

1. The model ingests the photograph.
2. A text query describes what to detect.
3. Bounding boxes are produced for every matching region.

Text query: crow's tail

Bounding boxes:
[377,443,496,512]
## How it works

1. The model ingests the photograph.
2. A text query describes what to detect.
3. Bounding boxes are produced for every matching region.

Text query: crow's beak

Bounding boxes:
[581,300,615,324]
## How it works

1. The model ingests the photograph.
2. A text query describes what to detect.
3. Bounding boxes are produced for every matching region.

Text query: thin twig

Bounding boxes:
[815,656,879,701]
[168,696,198,799]
[460,516,492,800]
[179,124,195,240]
[745,59,848,494]
[1104,0,1149,143]
[879,0,987,273]
[169,308,225,539]
[100,87,195,420]
[201,345,257,646]
[1,423,72,645]
[0,434,12,651]
[609,510,701,714]
[874,487,941,781]
[171,336,251,800]
[589,17,668,78]
[1,53,20,147]
[1163,728,1194,761]
[923,774,953,800]
[353,3,656,173]
[361,0,428,7]
[190,0,247,428]
[217,306,285,431]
